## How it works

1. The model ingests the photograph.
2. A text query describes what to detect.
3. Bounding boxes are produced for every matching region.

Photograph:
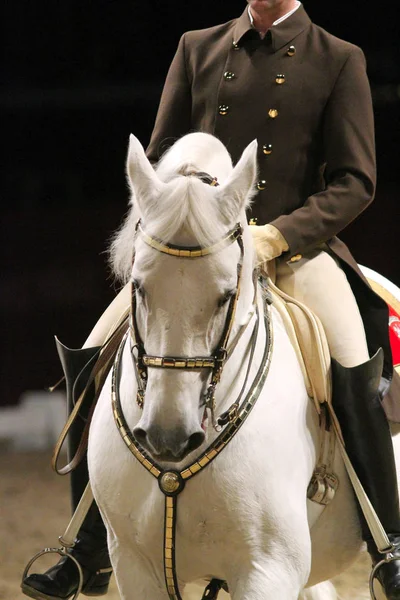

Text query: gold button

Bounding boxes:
[276,74,285,84]
[159,471,184,495]
[224,71,236,81]
[257,180,267,191]
[289,254,302,263]
[268,109,279,119]
[263,144,273,155]
[218,104,229,116]
[287,45,296,57]
[232,41,240,50]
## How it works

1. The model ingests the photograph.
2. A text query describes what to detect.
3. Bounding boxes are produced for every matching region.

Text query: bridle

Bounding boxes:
[130,219,246,429]
[111,173,274,600]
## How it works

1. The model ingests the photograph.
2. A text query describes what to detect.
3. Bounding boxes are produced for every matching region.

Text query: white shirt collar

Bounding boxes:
[248,1,301,28]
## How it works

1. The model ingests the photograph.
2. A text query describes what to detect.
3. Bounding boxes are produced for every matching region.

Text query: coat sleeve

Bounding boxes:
[146,34,192,164]
[270,47,376,257]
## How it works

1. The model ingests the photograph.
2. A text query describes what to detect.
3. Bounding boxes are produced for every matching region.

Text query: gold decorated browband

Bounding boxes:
[136,221,243,258]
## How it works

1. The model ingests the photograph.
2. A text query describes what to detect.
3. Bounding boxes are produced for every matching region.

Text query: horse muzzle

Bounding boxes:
[133,424,205,463]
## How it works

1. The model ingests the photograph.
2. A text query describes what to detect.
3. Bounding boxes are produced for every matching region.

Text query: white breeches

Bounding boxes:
[276,249,370,368]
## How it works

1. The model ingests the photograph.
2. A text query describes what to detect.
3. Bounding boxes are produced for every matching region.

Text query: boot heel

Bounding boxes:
[82,586,109,597]
[81,568,112,596]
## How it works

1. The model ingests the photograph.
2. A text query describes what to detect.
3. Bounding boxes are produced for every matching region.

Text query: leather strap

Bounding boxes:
[201,579,227,600]
[58,483,94,548]
[328,404,393,553]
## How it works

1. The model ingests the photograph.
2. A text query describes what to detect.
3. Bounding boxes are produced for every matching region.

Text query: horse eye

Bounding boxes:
[218,290,235,308]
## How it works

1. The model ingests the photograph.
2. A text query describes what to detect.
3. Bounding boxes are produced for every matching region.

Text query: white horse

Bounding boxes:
[88,132,400,600]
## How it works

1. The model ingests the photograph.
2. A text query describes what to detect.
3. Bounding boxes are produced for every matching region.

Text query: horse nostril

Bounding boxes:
[133,427,147,446]
[132,426,205,460]
[186,431,205,454]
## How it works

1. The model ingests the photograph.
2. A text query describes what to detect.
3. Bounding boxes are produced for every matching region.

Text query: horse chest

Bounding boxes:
[102,450,267,569]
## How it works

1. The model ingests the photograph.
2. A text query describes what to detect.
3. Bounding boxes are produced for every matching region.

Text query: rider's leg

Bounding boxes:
[22,284,131,600]
[275,249,369,368]
[276,249,400,600]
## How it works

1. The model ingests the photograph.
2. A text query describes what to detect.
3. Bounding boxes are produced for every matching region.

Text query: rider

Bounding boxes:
[22,1,400,599]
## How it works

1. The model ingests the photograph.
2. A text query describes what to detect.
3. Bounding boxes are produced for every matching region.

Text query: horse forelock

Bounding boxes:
[108,177,229,282]
[110,136,236,283]
[146,134,236,246]
[147,177,227,240]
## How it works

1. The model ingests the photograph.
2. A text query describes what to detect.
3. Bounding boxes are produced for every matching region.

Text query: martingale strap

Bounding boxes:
[112,302,273,600]
[118,212,272,598]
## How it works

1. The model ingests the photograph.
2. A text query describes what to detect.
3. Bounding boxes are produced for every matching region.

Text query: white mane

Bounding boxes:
[109,133,248,284]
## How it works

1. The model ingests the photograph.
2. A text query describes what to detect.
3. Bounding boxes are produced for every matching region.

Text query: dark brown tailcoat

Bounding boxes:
[146,5,400,419]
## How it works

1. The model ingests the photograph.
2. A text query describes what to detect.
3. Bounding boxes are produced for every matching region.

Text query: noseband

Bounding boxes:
[130,219,245,428]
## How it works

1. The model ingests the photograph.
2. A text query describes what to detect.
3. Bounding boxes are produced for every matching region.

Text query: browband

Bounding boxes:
[136,221,243,258]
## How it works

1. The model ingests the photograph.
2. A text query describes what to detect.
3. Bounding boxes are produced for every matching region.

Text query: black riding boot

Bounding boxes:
[332,349,400,600]
[22,342,112,600]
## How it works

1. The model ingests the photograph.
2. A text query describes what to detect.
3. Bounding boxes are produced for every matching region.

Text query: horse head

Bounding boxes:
[112,132,258,463]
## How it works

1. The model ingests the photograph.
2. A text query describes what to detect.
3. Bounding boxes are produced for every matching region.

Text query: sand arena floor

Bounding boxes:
[1,451,376,600]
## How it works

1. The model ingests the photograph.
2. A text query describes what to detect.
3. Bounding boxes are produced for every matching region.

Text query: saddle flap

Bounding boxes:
[286,302,331,405]
[268,279,332,411]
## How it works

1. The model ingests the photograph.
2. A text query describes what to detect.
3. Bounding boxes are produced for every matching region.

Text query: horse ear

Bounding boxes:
[215,139,258,222]
[126,134,165,209]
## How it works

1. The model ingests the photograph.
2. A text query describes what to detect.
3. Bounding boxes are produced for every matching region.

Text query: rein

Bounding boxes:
[112,206,274,600]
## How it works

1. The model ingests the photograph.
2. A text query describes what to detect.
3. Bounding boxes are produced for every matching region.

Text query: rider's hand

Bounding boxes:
[249,224,289,266]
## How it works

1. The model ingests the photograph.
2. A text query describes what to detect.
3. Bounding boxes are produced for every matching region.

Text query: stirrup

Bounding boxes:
[22,484,94,599]
[369,545,398,600]
[369,544,399,600]
[21,547,83,600]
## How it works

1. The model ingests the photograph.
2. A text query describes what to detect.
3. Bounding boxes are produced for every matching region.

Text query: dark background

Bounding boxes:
[1,1,399,406]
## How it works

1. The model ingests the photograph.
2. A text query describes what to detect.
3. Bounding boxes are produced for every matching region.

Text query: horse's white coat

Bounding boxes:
[88,133,399,600]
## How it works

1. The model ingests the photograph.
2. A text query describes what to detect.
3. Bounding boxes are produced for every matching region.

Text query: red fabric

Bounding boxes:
[389,306,400,366]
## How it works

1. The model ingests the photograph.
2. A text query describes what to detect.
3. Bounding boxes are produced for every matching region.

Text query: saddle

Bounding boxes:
[266,278,342,506]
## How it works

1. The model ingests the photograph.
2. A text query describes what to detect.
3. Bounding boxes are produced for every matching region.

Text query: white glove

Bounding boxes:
[249,224,289,266]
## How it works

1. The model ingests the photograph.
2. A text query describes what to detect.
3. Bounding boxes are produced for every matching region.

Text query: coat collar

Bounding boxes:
[233,4,311,52]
